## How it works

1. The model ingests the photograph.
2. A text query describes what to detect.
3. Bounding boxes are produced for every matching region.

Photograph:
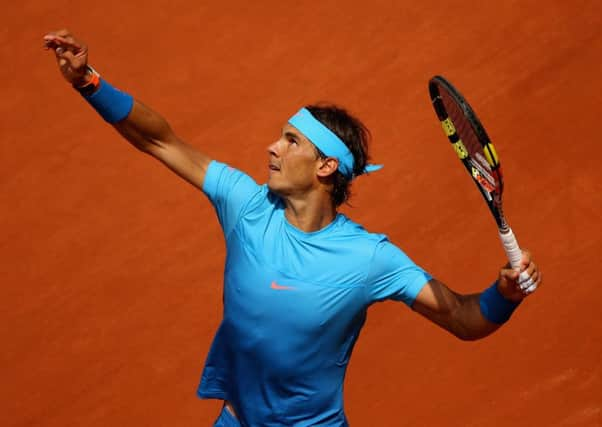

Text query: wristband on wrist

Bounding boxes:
[74,66,134,124]
[479,281,521,324]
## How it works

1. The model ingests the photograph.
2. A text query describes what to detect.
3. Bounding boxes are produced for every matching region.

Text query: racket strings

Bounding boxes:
[437,86,502,193]
[439,89,483,163]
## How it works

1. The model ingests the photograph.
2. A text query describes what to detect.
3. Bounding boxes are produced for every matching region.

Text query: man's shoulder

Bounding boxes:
[335,214,388,243]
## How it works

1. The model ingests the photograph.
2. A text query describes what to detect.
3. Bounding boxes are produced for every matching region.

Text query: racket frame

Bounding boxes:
[428,75,525,273]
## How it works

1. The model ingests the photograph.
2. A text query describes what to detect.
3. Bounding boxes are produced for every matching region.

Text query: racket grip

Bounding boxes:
[498,227,522,270]
[499,228,533,291]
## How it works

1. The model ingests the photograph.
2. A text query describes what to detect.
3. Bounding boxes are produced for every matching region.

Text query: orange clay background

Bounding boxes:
[1,1,600,426]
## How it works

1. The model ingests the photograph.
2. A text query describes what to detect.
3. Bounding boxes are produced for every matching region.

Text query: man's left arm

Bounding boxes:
[411,251,541,340]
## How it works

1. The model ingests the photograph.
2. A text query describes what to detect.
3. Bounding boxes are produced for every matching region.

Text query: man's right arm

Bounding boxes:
[44,29,211,190]
[113,100,211,190]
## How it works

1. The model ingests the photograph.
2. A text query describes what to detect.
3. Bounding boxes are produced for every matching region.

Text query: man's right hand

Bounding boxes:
[43,29,90,87]
[42,29,212,192]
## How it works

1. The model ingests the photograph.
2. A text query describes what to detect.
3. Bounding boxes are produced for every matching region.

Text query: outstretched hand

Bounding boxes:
[43,29,90,86]
[497,250,541,302]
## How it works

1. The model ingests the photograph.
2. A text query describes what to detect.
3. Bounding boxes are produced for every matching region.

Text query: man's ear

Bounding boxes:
[316,157,339,178]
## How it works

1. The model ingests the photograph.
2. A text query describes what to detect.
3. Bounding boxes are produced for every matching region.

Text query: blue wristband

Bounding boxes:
[82,78,134,124]
[479,281,521,324]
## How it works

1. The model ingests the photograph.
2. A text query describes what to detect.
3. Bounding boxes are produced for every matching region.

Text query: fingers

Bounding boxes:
[519,271,541,295]
[46,28,73,39]
[525,278,540,294]
[43,30,87,57]
[499,248,542,297]
[53,47,86,67]
[44,29,78,45]
[516,250,541,295]
[43,29,89,85]
[519,249,532,271]
[44,35,82,51]
[44,36,86,57]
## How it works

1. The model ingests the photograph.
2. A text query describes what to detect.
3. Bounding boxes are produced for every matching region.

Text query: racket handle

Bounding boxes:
[498,227,522,270]
[498,227,532,289]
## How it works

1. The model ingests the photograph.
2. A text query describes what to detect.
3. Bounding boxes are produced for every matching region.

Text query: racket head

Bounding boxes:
[428,75,508,230]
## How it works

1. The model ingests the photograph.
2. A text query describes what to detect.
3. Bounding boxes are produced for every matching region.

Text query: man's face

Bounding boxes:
[267,124,323,198]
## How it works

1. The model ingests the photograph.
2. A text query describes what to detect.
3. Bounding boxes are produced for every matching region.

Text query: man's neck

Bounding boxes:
[283,192,337,233]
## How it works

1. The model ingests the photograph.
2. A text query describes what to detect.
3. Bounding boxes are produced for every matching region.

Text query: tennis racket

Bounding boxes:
[428,75,534,293]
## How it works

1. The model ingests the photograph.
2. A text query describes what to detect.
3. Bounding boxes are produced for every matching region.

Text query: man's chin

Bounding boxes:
[267,180,281,195]
[267,180,287,199]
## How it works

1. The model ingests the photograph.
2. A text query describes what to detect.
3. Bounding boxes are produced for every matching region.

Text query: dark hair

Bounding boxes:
[305,104,371,206]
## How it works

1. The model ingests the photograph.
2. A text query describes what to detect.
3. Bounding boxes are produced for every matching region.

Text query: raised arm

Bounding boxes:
[43,29,211,190]
[412,251,541,340]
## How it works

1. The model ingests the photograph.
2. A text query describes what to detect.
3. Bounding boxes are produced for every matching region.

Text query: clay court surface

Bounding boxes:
[2,0,600,425]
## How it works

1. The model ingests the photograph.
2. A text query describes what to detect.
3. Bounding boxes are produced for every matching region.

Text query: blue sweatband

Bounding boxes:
[83,78,134,124]
[288,107,383,179]
[479,281,521,324]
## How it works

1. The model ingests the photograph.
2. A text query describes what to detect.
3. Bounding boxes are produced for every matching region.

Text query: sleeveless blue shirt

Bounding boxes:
[197,161,431,426]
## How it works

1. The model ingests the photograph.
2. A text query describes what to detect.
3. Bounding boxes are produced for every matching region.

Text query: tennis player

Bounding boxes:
[44,29,541,426]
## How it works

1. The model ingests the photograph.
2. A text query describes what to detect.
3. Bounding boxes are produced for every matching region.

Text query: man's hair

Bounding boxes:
[305,104,371,207]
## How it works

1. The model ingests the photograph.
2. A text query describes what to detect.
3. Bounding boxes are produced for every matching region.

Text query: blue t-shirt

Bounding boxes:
[197,161,431,426]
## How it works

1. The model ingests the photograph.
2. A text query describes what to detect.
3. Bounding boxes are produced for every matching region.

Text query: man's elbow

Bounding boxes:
[450,324,497,341]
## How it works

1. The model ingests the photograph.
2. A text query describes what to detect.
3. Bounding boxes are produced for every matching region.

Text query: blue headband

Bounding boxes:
[288,108,383,179]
